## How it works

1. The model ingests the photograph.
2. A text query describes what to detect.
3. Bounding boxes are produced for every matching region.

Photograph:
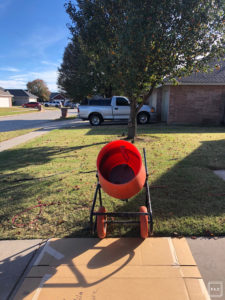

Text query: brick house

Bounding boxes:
[50,92,66,102]
[153,61,225,125]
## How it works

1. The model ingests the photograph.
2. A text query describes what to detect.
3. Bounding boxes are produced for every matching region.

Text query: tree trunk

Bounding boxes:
[105,84,112,98]
[127,84,156,139]
[127,97,137,140]
[137,84,155,112]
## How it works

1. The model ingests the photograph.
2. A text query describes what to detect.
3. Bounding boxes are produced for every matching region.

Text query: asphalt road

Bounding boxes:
[0,109,77,132]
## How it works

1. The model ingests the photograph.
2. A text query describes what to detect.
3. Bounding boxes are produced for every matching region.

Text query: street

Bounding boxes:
[0,109,77,132]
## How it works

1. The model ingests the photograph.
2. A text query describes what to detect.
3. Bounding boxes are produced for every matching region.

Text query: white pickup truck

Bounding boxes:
[78,96,157,126]
[44,100,63,108]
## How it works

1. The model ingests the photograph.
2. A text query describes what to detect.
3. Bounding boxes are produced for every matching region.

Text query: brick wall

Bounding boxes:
[168,85,225,125]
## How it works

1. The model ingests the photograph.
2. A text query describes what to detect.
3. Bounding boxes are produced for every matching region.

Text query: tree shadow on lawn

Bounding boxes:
[0,142,106,173]
[97,139,225,237]
[0,141,107,240]
[1,132,225,240]
[84,123,225,136]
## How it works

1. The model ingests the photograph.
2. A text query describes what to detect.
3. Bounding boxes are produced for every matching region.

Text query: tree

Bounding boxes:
[58,2,124,100]
[58,37,93,100]
[58,35,120,100]
[64,0,225,138]
[27,79,50,102]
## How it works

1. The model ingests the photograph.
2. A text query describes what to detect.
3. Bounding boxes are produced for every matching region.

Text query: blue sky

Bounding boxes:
[0,0,71,91]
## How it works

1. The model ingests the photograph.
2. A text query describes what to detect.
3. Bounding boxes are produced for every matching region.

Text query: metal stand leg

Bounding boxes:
[143,148,153,234]
[90,184,100,234]
[145,179,153,233]
[99,185,102,207]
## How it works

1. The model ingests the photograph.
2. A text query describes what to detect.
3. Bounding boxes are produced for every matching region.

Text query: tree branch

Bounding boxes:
[136,82,156,113]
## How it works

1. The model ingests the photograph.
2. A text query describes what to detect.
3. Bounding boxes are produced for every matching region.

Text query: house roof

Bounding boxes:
[0,87,12,97]
[177,59,225,85]
[6,89,38,98]
[25,90,38,98]
[50,92,66,100]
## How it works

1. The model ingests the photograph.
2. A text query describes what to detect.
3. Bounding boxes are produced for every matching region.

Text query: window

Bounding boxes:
[116,97,129,106]
[89,99,111,106]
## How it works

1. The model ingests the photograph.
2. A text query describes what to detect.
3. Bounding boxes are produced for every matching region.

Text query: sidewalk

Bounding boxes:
[0,118,87,152]
[0,239,46,300]
[1,237,219,300]
[1,237,223,300]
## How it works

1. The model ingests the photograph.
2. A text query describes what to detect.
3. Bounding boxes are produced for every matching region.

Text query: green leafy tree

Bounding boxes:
[27,79,50,102]
[64,0,225,138]
[58,36,93,100]
[58,34,116,100]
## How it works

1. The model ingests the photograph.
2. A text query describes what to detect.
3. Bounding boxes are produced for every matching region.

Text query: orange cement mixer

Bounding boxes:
[90,140,153,239]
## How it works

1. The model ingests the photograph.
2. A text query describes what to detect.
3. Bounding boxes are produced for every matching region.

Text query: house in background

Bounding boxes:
[6,89,38,106]
[0,87,13,107]
[150,60,225,125]
[50,92,67,103]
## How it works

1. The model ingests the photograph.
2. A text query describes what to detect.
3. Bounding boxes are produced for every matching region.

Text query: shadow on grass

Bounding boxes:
[83,123,225,136]
[0,141,108,241]
[1,129,225,238]
[0,142,106,173]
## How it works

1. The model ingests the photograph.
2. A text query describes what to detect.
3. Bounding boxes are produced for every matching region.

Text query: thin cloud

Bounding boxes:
[41,60,58,67]
[0,79,26,89]
[0,67,20,72]
[1,69,59,91]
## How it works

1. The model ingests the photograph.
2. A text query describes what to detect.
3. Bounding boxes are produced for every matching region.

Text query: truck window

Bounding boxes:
[116,98,129,106]
[89,99,111,106]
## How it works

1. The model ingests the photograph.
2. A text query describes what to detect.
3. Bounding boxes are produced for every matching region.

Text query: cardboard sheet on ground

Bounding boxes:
[15,238,210,300]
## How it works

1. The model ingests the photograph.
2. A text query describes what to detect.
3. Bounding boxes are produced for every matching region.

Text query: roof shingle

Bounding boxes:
[0,87,12,97]
[6,89,38,98]
[178,60,225,84]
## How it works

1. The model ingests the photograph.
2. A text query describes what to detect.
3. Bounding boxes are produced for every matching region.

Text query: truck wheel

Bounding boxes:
[45,104,49,107]
[137,112,149,124]
[89,114,102,126]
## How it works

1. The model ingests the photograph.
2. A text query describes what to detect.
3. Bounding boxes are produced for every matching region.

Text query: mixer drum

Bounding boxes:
[97,140,146,199]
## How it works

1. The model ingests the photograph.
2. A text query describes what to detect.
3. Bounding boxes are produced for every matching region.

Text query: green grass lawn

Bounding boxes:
[43,106,59,110]
[0,107,40,116]
[0,128,40,143]
[0,124,225,239]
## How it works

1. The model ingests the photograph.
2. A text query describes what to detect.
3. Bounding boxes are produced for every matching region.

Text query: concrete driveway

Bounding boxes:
[0,109,77,132]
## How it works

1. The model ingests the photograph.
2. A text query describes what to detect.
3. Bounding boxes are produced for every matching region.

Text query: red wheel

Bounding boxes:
[139,206,148,238]
[97,206,107,238]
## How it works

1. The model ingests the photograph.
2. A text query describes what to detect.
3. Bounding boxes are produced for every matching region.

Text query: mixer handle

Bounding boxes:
[143,148,149,178]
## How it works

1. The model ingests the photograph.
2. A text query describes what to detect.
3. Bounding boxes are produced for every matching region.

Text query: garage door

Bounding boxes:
[29,98,37,102]
[0,97,10,107]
